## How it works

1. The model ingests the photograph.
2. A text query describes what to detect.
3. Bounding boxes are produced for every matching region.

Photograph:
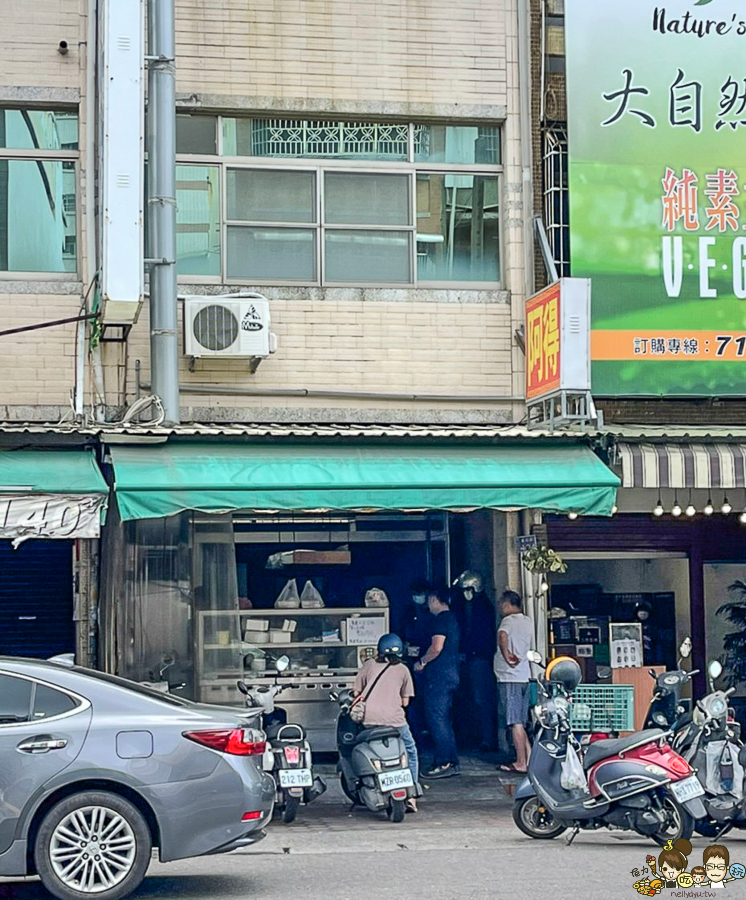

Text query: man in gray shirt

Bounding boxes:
[494,590,534,774]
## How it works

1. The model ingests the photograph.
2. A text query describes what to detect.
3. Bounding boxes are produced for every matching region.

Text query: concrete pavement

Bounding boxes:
[4,759,746,900]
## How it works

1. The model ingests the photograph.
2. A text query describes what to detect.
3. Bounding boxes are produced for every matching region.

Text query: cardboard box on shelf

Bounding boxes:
[280,619,297,632]
[243,618,270,631]
[269,631,290,644]
[244,630,270,644]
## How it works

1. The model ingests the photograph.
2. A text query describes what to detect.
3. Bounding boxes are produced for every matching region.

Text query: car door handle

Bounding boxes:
[17,738,68,754]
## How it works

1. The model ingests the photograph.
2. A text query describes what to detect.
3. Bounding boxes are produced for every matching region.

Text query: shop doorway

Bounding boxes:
[0,540,74,659]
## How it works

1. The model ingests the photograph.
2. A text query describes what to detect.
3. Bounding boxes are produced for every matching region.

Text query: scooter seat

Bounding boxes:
[583,729,665,769]
[266,722,306,741]
[353,726,401,745]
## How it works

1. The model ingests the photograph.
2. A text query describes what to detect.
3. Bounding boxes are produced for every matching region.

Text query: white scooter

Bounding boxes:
[238,656,326,824]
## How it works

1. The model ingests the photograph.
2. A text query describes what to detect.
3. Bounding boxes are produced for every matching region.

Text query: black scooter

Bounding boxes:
[643,638,698,731]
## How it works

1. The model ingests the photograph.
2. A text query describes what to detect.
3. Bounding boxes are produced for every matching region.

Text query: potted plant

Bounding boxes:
[716,579,746,689]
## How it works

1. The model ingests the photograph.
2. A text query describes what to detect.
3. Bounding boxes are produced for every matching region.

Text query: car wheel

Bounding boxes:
[34,791,152,900]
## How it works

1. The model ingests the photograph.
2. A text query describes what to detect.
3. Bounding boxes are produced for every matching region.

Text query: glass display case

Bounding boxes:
[197,608,389,750]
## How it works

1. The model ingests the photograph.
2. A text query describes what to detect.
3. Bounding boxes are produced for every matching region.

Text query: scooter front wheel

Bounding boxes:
[512,796,567,840]
[651,794,693,846]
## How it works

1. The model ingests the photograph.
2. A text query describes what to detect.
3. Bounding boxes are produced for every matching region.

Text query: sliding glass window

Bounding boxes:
[175,116,501,287]
[0,109,78,275]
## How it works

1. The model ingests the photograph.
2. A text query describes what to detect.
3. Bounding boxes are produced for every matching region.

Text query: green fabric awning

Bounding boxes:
[0,449,108,542]
[0,449,108,494]
[110,442,619,521]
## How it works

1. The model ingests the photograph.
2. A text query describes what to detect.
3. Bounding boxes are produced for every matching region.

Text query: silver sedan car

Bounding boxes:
[0,657,275,900]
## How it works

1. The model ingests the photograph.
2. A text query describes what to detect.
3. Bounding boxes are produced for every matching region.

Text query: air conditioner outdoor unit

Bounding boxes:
[184,293,278,366]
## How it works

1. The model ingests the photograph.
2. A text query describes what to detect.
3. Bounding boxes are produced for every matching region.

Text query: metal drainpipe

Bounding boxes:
[517,0,535,300]
[85,0,106,423]
[147,0,180,425]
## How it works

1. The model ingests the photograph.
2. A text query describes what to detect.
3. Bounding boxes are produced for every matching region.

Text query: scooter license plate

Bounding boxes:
[279,768,313,788]
[378,768,414,792]
[670,775,705,803]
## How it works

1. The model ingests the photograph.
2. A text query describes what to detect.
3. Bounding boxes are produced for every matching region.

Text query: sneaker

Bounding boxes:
[423,763,460,779]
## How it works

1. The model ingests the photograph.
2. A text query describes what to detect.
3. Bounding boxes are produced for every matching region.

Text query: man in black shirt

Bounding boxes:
[415,587,461,779]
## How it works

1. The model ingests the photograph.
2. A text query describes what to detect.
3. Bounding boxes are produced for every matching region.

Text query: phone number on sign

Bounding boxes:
[631,335,746,360]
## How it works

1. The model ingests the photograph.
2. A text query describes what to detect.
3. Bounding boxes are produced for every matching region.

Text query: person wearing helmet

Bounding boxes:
[353,633,420,811]
[494,590,534,774]
[454,570,497,753]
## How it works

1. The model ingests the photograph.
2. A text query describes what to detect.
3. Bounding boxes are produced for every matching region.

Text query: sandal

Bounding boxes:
[405,799,418,813]
[498,763,527,774]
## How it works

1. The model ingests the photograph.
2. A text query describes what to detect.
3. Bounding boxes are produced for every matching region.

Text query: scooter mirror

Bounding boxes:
[526,650,543,665]
[679,637,692,659]
[275,655,290,673]
[236,680,250,695]
[708,660,723,680]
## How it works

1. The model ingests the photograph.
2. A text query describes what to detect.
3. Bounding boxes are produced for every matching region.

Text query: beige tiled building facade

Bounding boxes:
[0,0,529,425]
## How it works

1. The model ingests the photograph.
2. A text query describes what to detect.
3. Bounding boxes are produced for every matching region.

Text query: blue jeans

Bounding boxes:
[398,723,419,784]
[424,678,459,766]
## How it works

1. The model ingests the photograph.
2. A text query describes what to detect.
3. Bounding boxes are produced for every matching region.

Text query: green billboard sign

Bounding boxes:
[565,0,746,396]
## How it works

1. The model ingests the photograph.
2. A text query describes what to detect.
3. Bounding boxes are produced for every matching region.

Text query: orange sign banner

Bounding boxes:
[526,283,561,400]
[591,331,746,362]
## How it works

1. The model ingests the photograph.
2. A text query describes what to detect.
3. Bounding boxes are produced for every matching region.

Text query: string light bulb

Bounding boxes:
[611,504,618,515]
[568,511,578,520]
[704,499,714,516]
[671,501,682,517]
[722,497,733,515]
[540,580,549,593]
[654,498,664,517]
[685,503,696,517]
[740,511,746,525]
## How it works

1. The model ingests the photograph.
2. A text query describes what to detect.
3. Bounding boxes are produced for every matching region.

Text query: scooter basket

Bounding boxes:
[570,685,635,732]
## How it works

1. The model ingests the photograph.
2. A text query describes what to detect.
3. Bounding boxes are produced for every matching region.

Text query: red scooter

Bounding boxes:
[513,655,707,845]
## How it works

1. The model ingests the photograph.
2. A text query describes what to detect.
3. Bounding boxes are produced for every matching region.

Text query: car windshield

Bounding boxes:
[71,666,197,708]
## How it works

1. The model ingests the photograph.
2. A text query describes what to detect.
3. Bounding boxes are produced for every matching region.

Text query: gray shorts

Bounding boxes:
[498,682,530,726]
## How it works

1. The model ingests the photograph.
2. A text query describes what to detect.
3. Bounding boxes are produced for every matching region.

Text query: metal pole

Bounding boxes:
[147,0,179,424]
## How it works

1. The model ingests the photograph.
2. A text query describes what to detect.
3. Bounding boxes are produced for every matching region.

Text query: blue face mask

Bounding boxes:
[412,594,426,605]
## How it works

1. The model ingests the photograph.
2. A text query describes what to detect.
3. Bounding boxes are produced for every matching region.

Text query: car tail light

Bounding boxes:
[284,746,301,764]
[184,729,267,756]
[242,811,262,821]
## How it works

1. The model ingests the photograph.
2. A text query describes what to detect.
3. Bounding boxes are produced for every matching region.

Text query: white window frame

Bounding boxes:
[0,110,80,282]
[176,116,503,290]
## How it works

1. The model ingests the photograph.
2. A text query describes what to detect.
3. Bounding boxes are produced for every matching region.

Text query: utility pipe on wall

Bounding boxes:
[147,0,180,424]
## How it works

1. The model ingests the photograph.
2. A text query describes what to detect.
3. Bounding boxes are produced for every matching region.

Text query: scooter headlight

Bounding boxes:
[371,758,382,772]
